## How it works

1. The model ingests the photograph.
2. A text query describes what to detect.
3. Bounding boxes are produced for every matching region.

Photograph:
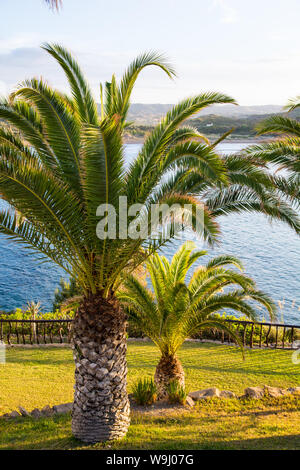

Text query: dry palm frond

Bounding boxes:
[44,0,62,11]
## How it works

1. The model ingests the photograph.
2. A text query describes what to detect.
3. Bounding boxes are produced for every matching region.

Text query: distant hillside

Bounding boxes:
[95,102,300,140]
[126,104,285,124]
[125,109,300,141]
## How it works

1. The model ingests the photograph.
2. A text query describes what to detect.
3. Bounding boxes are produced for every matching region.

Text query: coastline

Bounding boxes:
[123,136,271,145]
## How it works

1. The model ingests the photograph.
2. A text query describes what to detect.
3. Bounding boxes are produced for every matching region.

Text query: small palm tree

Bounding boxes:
[0,43,237,442]
[27,301,41,343]
[118,242,276,398]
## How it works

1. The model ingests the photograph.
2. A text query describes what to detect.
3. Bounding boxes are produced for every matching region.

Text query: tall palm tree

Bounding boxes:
[0,43,240,442]
[118,242,276,398]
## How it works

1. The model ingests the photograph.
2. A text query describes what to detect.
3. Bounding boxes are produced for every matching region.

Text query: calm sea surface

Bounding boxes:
[0,143,299,324]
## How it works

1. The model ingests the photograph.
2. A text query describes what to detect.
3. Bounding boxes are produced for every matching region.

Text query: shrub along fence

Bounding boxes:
[0,319,73,345]
[197,319,300,350]
[0,318,299,349]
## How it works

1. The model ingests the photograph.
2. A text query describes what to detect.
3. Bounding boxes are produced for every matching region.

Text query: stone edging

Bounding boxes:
[2,385,299,420]
[1,403,72,419]
[189,385,300,401]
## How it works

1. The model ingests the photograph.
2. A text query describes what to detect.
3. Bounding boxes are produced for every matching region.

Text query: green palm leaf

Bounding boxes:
[42,43,98,125]
[119,243,276,357]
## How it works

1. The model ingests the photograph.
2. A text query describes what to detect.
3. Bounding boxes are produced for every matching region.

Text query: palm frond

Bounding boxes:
[256,115,300,138]
[126,92,235,206]
[0,44,296,304]
[285,95,300,112]
[42,43,98,125]
[119,244,274,356]
[44,0,62,10]
[11,78,81,193]
[115,51,176,123]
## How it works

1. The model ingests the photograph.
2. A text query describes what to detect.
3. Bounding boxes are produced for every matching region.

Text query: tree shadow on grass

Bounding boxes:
[219,434,300,450]
[1,413,299,451]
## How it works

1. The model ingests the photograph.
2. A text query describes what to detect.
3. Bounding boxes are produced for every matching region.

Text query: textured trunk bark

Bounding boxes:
[154,354,185,399]
[71,293,130,443]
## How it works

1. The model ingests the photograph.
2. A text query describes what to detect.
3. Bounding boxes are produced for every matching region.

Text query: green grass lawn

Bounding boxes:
[0,342,299,450]
[1,397,299,450]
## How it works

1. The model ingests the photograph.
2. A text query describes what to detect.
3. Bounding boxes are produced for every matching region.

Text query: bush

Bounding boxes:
[127,322,145,339]
[52,278,80,312]
[166,380,187,405]
[132,378,157,406]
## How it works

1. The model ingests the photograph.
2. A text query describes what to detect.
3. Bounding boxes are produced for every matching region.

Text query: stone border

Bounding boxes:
[1,403,72,419]
[2,385,299,420]
[189,385,300,401]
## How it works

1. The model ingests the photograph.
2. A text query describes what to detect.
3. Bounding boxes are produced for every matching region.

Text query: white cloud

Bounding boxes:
[0,34,40,54]
[213,0,238,24]
[0,81,7,96]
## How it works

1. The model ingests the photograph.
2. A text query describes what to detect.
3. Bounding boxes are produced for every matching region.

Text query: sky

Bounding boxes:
[0,0,300,105]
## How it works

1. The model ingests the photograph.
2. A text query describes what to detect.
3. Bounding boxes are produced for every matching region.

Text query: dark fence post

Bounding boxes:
[282,327,286,349]
[266,325,271,347]
[21,321,25,345]
[250,324,254,349]
[36,322,39,345]
[259,324,263,348]
[7,321,11,345]
[243,323,247,346]
[15,322,19,344]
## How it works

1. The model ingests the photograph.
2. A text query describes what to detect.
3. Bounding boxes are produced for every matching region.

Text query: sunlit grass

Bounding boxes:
[0,397,299,450]
[0,342,298,415]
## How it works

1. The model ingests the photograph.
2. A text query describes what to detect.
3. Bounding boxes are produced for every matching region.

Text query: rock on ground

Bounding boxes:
[41,405,54,417]
[185,396,195,407]
[189,388,221,401]
[264,385,289,398]
[18,406,30,417]
[220,390,236,399]
[52,403,72,414]
[244,387,265,399]
[287,387,300,394]
[31,408,42,419]
[8,410,21,418]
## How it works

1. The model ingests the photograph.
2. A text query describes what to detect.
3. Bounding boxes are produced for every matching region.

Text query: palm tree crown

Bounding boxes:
[119,242,276,356]
[118,242,276,396]
[0,44,238,298]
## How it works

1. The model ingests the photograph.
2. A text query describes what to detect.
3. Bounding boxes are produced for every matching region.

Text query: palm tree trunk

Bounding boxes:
[71,293,130,443]
[154,354,185,399]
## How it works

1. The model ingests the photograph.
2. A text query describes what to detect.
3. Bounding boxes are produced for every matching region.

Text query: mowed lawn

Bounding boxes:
[0,342,299,450]
[0,341,299,414]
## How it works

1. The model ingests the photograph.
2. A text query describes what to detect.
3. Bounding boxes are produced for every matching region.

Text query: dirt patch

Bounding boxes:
[129,396,191,416]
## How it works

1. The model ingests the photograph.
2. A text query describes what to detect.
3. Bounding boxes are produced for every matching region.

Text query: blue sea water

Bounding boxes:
[0,143,299,324]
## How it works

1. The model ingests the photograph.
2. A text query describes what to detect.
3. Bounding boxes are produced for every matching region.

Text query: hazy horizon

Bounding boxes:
[1,0,300,106]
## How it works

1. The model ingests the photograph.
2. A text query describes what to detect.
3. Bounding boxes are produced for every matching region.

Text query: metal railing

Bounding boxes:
[199,319,300,350]
[0,318,299,349]
[0,319,73,345]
